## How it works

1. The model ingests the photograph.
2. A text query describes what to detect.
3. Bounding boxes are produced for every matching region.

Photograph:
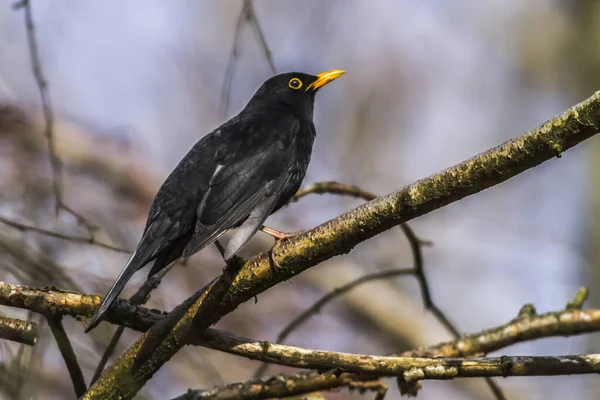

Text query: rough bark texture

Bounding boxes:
[0,315,37,345]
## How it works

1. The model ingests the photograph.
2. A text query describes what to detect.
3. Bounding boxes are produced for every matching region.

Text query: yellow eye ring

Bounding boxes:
[288,78,303,90]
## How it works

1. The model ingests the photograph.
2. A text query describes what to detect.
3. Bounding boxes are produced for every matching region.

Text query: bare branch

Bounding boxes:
[20,0,61,213]
[84,258,244,399]
[2,281,600,397]
[0,315,38,346]
[220,1,248,118]
[277,268,413,344]
[0,216,131,254]
[17,0,97,234]
[46,315,87,398]
[170,372,382,400]
[566,287,589,310]
[203,329,600,380]
[221,0,276,118]
[245,0,276,74]
[5,281,597,358]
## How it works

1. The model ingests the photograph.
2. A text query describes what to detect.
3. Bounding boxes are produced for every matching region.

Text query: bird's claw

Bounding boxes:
[269,241,283,271]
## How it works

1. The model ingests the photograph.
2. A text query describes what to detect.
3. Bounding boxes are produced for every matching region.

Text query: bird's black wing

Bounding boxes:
[85,137,216,332]
[183,115,299,259]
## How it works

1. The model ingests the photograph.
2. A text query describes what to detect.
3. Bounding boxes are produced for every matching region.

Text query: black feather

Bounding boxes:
[85,71,342,332]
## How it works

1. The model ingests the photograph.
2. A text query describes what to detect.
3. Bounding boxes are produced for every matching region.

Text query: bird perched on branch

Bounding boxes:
[85,70,345,332]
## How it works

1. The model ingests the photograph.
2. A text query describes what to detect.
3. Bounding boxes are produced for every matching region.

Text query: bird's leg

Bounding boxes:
[260,226,306,270]
[214,240,227,260]
[260,226,304,240]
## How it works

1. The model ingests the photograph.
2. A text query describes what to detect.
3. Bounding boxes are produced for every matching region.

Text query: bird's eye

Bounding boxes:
[288,78,303,90]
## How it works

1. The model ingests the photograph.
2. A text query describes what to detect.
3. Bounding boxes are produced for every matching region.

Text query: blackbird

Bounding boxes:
[85,70,345,332]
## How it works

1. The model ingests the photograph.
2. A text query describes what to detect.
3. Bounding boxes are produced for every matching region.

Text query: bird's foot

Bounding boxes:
[261,226,305,270]
[260,226,304,240]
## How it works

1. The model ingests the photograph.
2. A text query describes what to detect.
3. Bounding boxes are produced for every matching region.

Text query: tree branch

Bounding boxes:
[16,0,97,234]
[210,88,600,330]
[3,89,600,398]
[0,315,38,345]
[4,281,598,360]
[83,258,244,399]
[221,0,276,117]
[172,349,600,400]
[0,216,131,254]
[46,315,87,398]
[273,268,414,345]
[170,372,383,400]
[2,281,600,396]
[90,260,180,384]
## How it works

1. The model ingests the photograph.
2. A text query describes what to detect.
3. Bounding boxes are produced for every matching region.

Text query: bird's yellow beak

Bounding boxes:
[306,69,345,91]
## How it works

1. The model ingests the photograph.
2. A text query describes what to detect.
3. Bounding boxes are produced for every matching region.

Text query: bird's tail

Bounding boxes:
[85,250,142,332]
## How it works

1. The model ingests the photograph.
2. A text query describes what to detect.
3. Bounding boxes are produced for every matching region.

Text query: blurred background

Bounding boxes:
[1,1,600,399]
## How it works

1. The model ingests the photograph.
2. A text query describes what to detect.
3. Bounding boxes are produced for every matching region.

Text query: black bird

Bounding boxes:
[85,70,345,332]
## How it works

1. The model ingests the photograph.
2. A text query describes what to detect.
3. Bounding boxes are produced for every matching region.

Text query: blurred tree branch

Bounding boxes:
[0,215,131,253]
[0,315,37,345]
[221,0,276,117]
[14,0,97,234]
[46,315,87,398]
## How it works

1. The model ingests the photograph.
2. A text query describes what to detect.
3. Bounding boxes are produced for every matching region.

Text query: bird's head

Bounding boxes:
[246,70,345,118]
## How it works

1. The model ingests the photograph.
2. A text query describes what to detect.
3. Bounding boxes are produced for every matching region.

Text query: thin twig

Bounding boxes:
[279,268,413,344]
[221,0,277,118]
[0,216,131,254]
[46,315,87,398]
[20,0,61,214]
[0,315,38,346]
[252,268,414,378]
[245,0,276,74]
[18,0,97,235]
[221,1,249,118]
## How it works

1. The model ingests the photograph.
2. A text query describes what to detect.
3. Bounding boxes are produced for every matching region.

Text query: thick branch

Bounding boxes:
[3,281,600,358]
[90,261,177,384]
[4,282,600,396]
[83,259,243,399]
[0,315,38,345]
[213,89,600,326]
